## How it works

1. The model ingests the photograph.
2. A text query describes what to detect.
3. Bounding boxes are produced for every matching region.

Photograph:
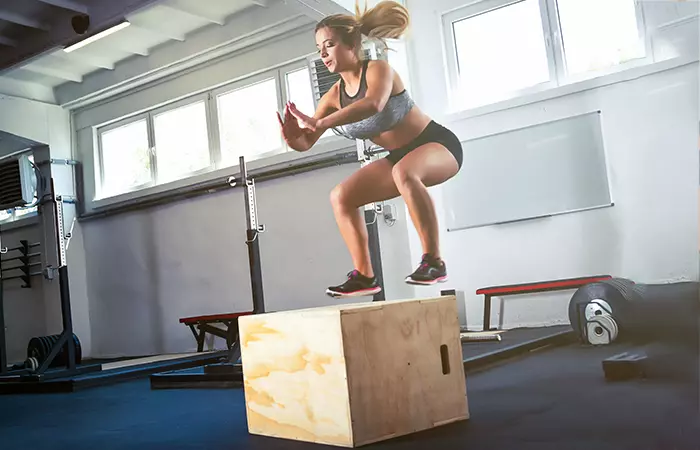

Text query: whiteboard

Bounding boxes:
[443,111,612,231]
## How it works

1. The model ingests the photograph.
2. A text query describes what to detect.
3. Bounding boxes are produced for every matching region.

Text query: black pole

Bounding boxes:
[247,230,265,314]
[209,156,266,369]
[59,265,76,370]
[240,156,265,314]
[55,187,76,371]
[0,252,6,375]
[365,209,385,302]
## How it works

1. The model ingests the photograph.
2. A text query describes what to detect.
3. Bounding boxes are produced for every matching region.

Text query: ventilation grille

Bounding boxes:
[0,155,35,210]
[309,57,341,106]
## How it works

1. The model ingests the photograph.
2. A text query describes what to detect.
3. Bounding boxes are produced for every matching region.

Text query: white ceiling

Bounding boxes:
[1,0,259,97]
[0,0,348,105]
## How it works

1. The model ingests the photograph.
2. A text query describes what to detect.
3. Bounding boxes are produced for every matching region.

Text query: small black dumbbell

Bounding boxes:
[602,350,647,381]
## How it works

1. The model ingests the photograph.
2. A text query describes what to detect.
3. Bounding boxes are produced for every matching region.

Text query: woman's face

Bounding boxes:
[315,27,357,73]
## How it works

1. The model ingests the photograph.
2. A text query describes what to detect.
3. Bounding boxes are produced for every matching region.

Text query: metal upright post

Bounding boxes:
[0,232,7,375]
[35,182,76,375]
[356,140,385,301]
[210,156,266,370]
[241,156,265,314]
[56,193,75,371]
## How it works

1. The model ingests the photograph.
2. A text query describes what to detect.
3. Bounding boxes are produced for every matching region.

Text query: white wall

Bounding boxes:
[0,225,47,364]
[404,0,699,330]
[59,0,699,361]
[80,162,416,357]
[63,5,422,357]
[0,94,89,363]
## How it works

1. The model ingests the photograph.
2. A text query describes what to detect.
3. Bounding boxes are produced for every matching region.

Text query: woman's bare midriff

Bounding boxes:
[368,105,433,151]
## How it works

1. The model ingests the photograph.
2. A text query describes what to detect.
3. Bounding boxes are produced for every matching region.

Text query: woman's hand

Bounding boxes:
[288,102,322,132]
[277,103,310,152]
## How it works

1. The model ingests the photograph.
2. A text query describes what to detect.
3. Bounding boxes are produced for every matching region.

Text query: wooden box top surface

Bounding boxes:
[239,295,457,322]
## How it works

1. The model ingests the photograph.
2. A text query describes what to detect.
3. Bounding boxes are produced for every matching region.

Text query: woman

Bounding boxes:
[277,1,463,298]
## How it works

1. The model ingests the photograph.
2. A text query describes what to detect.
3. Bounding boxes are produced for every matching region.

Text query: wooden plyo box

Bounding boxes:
[238,295,469,447]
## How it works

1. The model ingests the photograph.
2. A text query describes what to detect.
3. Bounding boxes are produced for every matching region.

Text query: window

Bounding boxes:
[443,0,648,109]
[217,78,282,166]
[556,0,645,75]
[99,118,151,198]
[451,0,552,106]
[94,59,349,201]
[285,67,333,139]
[153,100,210,184]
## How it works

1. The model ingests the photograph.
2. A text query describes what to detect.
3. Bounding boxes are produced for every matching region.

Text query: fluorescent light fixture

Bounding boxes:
[63,21,130,53]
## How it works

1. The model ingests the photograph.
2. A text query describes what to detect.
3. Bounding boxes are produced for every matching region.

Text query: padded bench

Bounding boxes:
[179,312,253,352]
[476,275,613,331]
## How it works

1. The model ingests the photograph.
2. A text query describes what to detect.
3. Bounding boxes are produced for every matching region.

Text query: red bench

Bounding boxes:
[476,275,613,331]
[179,312,253,352]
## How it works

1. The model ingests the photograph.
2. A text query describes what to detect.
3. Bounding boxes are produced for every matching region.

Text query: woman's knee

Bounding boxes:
[330,183,354,211]
[391,163,419,188]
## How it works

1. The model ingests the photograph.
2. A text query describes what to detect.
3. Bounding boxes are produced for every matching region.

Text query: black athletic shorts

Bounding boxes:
[384,120,463,170]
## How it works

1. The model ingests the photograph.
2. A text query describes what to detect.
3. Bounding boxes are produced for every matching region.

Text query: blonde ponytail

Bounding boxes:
[355,1,410,40]
[314,1,410,58]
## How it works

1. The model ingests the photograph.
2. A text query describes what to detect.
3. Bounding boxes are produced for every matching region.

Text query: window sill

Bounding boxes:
[442,54,698,125]
[88,134,356,214]
[0,214,40,232]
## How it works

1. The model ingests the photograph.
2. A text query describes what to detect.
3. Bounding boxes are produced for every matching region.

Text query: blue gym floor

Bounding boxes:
[0,329,697,450]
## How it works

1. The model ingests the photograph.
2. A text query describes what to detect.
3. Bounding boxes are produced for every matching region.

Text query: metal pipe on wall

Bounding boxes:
[79,150,360,221]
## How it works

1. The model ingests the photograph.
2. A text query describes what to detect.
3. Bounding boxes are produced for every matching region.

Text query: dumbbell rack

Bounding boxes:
[0,179,100,383]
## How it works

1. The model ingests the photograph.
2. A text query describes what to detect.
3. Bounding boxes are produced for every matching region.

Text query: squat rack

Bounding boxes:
[150,147,387,389]
[0,174,101,383]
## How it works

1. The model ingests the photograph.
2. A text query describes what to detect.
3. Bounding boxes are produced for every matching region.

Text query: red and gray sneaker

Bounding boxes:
[326,270,381,298]
[405,254,448,285]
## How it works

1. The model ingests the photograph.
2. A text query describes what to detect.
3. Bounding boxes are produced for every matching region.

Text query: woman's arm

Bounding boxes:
[279,84,338,152]
[289,60,394,131]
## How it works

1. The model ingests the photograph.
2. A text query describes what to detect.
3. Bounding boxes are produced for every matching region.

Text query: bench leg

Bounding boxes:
[225,321,237,350]
[226,323,241,364]
[187,324,207,352]
[483,295,492,331]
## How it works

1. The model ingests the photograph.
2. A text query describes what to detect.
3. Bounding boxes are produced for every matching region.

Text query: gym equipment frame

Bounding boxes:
[149,152,388,389]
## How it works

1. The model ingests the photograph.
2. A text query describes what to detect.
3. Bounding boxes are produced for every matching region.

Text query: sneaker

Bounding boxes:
[405,254,448,285]
[326,270,382,298]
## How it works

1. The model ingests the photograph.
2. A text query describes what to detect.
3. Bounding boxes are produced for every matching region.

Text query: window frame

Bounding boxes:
[210,71,285,169]
[441,0,652,111]
[442,0,559,110]
[150,93,213,184]
[95,112,154,199]
[279,60,340,144]
[92,56,353,204]
[543,0,652,84]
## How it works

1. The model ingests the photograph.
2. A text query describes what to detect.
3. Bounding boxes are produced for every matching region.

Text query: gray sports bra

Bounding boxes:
[338,59,415,140]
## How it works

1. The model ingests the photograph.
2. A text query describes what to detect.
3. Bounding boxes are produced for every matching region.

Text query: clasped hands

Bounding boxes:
[276,101,323,137]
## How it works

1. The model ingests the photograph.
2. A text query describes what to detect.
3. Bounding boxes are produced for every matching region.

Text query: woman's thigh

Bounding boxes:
[392,142,460,187]
[332,157,401,209]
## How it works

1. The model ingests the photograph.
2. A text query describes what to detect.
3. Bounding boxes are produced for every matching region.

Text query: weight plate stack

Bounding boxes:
[568,278,638,345]
[26,333,82,368]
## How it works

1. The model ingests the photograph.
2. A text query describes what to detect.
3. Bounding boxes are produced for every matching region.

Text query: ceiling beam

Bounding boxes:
[36,0,89,15]
[21,64,83,83]
[0,0,164,74]
[0,76,57,104]
[0,36,18,47]
[52,51,115,70]
[102,40,150,57]
[0,9,50,31]
[159,3,225,26]
[129,23,186,42]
